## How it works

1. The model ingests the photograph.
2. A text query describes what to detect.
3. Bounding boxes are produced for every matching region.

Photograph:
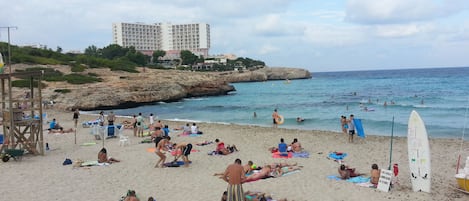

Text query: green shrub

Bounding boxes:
[71,64,86,72]
[11,79,46,88]
[63,73,102,84]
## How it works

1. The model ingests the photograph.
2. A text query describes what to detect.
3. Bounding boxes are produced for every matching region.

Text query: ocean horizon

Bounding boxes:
[94,66,469,140]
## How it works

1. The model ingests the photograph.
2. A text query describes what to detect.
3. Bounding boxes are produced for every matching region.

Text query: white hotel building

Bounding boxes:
[112,22,210,57]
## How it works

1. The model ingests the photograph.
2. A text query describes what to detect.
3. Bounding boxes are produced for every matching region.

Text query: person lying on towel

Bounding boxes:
[243,165,272,182]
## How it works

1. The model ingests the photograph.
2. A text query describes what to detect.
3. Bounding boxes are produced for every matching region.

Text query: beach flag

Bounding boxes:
[0,52,4,73]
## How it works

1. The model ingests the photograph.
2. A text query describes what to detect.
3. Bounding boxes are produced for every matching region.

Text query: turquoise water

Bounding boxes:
[106,67,469,139]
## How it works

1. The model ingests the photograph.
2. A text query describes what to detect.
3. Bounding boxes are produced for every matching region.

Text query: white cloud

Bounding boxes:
[258,44,280,55]
[345,0,469,24]
[1,0,469,71]
[302,24,367,47]
[374,23,434,38]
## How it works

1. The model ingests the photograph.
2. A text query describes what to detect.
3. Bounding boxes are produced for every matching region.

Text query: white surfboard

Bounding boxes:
[407,110,431,192]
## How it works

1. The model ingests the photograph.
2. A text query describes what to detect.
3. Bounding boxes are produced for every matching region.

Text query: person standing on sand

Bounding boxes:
[347,114,355,143]
[272,109,279,128]
[340,116,348,134]
[132,114,138,137]
[107,111,116,126]
[149,113,155,126]
[223,158,245,201]
[72,108,80,128]
[136,112,144,137]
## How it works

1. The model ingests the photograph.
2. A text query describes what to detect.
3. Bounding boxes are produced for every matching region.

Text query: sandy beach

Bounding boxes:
[1,109,468,201]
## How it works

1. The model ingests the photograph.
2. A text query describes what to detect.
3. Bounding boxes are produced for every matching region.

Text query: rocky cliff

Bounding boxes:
[14,65,311,110]
[216,67,311,82]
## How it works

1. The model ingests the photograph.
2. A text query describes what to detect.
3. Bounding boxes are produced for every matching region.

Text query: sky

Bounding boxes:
[1,0,469,72]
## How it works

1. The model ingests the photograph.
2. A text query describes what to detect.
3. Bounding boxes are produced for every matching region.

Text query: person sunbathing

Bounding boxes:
[243,165,272,182]
[338,164,360,179]
[48,128,74,134]
[98,148,120,164]
[272,165,302,177]
[244,191,288,201]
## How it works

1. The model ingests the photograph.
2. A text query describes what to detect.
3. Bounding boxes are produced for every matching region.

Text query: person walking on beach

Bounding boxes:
[223,158,245,201]
[272,109,279,128]
[72,108,80,128]
[347,114,356,143]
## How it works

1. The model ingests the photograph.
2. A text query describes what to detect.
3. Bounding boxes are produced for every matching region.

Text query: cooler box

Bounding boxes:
[107,125,115,137]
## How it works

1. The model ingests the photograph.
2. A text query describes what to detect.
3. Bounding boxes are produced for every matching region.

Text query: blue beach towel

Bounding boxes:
[327,175,370,183]
[292,151,310,158]
[328,152,347,160]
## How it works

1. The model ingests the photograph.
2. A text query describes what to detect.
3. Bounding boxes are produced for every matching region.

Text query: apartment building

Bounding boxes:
[112,22,210,57]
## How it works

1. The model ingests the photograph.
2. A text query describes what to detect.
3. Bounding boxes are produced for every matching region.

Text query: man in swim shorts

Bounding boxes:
[223,159,245,201]
[272,109,279,128]
[173,142,193,167]
[347,114,355,143]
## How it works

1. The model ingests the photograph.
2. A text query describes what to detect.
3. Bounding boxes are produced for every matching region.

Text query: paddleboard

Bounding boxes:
[353,118,365,138]
[0,52,4,73]
[407,110,431,192]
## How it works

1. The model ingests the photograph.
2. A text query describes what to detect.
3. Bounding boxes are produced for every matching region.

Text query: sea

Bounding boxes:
[97,67,469,139]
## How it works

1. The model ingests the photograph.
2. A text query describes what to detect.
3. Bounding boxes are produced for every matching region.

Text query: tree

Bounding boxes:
[125,47,147,66]
[56,46,63,53]
[84,45,99,57]
[180,50,198,65]
[152,50,166,63]
[100,44,127,60]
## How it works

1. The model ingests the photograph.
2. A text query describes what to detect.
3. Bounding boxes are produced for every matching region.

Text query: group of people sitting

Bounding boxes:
[175,123,203,135]
[269,138,303,154]
[337,163,381,186]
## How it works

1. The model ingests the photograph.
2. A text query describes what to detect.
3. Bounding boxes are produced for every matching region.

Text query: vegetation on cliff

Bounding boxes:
[0,42,266,74]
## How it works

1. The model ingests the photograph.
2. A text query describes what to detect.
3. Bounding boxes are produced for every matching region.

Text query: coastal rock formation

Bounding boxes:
[216,67,312,82]
[12,65,311,110]
[34,66,236,111]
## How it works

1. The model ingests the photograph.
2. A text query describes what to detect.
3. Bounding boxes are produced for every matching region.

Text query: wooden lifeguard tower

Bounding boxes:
[0,71,45,155]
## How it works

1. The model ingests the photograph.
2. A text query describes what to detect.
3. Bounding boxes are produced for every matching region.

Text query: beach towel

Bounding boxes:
[292,151,310,158]
[79,160,109,167]
[163,160,192,167]
[81,142,97,146]
[272,151,293,158]
[328,152,347,160]
[327,175,373,187]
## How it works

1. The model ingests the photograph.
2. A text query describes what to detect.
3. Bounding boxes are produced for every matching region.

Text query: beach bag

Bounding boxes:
[63,158,72,165]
